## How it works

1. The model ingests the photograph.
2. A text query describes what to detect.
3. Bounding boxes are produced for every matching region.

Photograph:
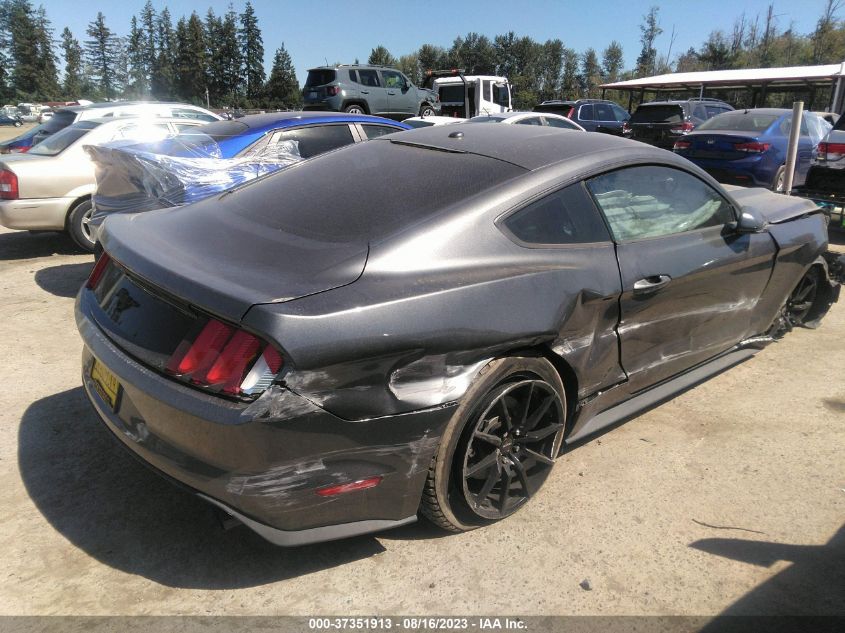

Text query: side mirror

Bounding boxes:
[731,208,767,233]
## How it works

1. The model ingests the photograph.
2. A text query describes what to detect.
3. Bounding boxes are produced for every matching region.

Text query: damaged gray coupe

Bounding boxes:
[76,124,843,546]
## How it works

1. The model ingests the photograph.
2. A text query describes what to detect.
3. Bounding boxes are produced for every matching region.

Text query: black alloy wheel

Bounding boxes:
[420,356,567,532]
[460,379,563,520]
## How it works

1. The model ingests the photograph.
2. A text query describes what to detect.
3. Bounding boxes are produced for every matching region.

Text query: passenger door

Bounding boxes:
[357,69,389,116]
[382,70,414,116]
[586,164,776,390]
[593,103,621,135]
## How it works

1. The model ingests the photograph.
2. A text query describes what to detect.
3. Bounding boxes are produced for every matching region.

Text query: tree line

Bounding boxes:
[1,1,844,110]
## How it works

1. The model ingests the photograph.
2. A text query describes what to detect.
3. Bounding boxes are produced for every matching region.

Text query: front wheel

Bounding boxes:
[420,356,567,532]
[419,104,435,118]
[67,199,96,252]
[14,120,22,127]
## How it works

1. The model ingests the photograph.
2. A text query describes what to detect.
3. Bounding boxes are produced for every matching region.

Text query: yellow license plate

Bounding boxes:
[90,359,121,411]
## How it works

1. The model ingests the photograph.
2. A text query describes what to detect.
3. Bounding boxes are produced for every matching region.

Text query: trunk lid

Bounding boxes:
[683,132,762,160]
[100,193,369,323]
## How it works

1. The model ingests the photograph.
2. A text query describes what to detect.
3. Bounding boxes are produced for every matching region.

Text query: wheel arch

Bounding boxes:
[63,194,92,230]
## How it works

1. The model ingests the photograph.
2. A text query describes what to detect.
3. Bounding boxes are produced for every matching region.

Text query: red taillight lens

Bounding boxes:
[734,142,771,154]
[316,476,383,497]
[0,168,18,200]
[198,330,261,393]
[818,141,845,161]
[566,108,575,119]
[165,317,284,397]
[670,121,695,133]
[167,320,234,376]
[327,86,340,96]
[622,122,631,133]
[86,253,111,289]
[673,140,691,151]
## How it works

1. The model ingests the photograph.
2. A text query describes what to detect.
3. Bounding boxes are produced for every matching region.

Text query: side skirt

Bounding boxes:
[564,348,757,447]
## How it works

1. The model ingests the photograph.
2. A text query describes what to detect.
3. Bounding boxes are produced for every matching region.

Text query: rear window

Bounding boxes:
[697,112,779,132]
[533,104,574,117]
[305,69,336,87]
[28,121,98,156]
[438,85,466,103]
[630,104,684,124]
[223,139,524,242]
[42,109,78,133]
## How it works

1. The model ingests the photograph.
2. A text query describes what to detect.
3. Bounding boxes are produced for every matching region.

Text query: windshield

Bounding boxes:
[630,104,684,124]
[29,121,99,156]
[697,111,779,132]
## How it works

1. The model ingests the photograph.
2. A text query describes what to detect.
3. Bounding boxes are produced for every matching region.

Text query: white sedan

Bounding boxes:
[468,111,586,130]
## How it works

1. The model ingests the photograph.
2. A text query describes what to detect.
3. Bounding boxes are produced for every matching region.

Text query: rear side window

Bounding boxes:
[545,116,580,130]
[357,69,380,87]
[516,117,543,126]
[361,124,400,139]
[578,104,595,121]
[630,105,684,124]
[348,69,358,83]
[611,104,630,122]
[595,103,616,121]
[586,165,734,241]
[502,184,611,246]
[305,69,336,87]
[276,124,355,159]
[171,107,217,122]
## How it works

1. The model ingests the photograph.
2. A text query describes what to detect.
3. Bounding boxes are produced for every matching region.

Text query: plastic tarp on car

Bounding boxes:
[84,137,302,233]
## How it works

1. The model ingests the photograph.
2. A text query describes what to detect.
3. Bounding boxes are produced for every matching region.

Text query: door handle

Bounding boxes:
[360,90,369,94]
[387,91,396,95]
[633,274,672,295]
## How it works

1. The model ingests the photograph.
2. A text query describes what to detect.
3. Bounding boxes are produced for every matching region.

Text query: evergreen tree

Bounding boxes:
[561,48,579,98]
[220,5,242,103]
[85,11,118,100]
[580,48,602,98]
[601,41,624,82]
[239,0,265,101]
[6,0,40,97]
[33,6,59,98]
[203,9,223,102]
[126,16,148,97]
[264,43,299,109]
[61,27,83,97]
[152,7,175,98]
[140,0,156,81]
[368,45,396,67]
[417,44,448,76]
[448,33,496,75]
[175,12,208,104]
[636,6,662,77]
[538,39,564,101]
[398,53,420,85]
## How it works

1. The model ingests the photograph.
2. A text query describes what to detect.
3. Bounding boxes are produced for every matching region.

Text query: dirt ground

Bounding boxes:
[0,124,843,617]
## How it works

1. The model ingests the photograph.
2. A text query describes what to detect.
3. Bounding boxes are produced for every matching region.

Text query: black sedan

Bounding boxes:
[76,124,842,546]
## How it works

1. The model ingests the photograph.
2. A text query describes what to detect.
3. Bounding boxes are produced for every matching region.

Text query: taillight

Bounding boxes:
[166,317,284,397]
[86,253,111,289]
[18,146,29,153]
[818,141,845,161]
[673,140,692,151]
[0,168,18,200]
[566,108,574,119]
[622,122,631,134]
[734,142,771,154]
[670,121,695,134]
[326,86,340,96]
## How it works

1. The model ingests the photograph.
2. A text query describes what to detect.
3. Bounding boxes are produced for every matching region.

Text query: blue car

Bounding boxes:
[87,111,411,226]
[672,108,831,191]
[0,123,49,154]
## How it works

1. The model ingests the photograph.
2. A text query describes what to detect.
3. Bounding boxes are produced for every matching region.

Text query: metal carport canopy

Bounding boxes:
[600,62,845,113]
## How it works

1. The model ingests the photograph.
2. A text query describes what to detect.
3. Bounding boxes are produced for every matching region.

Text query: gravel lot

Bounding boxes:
[0,124,842,617]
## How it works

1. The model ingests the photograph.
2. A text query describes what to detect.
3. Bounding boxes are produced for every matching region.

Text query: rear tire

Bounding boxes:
[67,199,96,253]
[420,356,567,532]
[772,165,786,192]
[344,104,366,115]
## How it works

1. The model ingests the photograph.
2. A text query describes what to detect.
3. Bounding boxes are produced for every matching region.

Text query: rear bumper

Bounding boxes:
[0,197,70,230]
[76,291,455,545]
[686,155,777,188]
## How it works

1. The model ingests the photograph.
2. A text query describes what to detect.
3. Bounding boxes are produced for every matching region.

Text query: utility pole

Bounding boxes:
[205,87,210,109]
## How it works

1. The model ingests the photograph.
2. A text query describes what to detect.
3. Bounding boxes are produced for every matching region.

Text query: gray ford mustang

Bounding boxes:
[76,124,843,546]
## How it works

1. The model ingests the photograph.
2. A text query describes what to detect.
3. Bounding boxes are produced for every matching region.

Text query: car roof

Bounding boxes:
[383,121,659,171]
[226,111,409,134]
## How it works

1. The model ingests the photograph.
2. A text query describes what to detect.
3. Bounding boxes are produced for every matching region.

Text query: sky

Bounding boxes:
[36,0,835,85]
